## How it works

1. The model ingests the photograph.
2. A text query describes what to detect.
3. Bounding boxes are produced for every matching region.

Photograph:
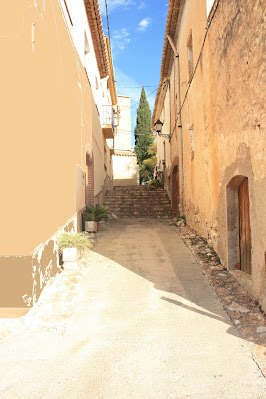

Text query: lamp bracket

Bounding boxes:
[158,133,171,140]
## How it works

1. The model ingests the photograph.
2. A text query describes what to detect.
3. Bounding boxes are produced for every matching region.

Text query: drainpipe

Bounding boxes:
[166,34,184,215]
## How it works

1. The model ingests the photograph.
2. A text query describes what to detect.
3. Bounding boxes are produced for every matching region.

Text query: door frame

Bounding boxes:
[226,175,252,273]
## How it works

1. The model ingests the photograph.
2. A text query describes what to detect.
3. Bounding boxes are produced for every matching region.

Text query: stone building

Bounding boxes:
[153,0,266,310]
[0,0,117,307]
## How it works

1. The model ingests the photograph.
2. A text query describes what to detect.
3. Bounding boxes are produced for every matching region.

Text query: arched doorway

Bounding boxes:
[171,158,179,217]
[226,176,251,273]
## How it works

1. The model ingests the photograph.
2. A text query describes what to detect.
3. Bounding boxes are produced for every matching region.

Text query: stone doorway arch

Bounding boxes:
[171,158,179,217]
[226,175,252,273]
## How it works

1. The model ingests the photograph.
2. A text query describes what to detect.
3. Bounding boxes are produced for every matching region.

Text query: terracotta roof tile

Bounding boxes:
[84,0,109,79]
[152,0,181,125]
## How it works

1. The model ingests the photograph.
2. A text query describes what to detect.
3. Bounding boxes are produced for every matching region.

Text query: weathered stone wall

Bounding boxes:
[208,0,266,309]
[175,0,214,234]
[173,0,265,309]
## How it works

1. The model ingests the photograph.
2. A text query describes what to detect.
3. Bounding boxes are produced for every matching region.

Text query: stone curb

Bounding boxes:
[173,224,266,376]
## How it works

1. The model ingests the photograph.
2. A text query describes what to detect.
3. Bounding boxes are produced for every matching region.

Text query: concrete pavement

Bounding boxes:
[0,219,265,398]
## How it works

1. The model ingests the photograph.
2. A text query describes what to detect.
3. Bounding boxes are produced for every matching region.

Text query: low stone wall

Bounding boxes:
[0,257,32,307]
[176,225,266,348]
[0,211,84,308]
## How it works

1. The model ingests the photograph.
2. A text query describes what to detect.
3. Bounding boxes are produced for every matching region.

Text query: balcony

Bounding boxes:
[102,105,115,139]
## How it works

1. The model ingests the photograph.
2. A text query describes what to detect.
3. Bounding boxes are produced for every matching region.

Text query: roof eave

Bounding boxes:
[152,0,182,125]
[84,0,109,79]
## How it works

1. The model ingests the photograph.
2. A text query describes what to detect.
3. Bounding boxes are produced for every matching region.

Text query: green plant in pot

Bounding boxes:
[84,205,109,232]
[57,232,92,266]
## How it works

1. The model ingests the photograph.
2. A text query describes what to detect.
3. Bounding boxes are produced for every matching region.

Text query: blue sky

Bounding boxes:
[99,0,168,146]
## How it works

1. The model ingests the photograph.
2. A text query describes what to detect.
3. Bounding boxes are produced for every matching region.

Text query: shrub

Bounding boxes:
[148,179,163,188]
[57,232,92,252]
[84,205,109,222]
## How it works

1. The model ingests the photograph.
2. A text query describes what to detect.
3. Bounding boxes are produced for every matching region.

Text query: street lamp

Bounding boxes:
[154,119,171,140]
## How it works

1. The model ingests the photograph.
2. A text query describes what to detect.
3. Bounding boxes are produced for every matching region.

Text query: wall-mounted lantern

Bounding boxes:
[154,119,171,140]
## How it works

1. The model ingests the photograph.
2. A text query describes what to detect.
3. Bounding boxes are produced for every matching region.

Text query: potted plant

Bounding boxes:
[84,205,108,232]
[57,232,92,264]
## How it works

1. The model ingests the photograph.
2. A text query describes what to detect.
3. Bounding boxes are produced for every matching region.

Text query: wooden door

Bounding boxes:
[238,178,251,273]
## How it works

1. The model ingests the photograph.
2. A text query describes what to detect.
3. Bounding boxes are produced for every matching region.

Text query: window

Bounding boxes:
[95,76,99,90]
[187,31,194,81]
[85,31,90,56]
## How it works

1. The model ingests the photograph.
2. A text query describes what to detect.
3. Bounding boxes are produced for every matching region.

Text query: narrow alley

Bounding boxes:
[0,219,265,399]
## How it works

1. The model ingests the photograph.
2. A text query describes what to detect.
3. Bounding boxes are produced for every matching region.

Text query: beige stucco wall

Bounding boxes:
[0,1,94,255]
[156,86,172,197]
[0,1,111,305]
[161,0,266,309]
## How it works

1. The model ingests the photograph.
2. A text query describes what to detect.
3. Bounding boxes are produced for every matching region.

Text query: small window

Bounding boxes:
[95,76,99,90]
[85,31,90,56]
[187,31,194,81]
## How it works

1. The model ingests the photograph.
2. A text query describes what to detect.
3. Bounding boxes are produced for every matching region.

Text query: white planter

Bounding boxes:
[85,221,98,232]
[62,247,80,262]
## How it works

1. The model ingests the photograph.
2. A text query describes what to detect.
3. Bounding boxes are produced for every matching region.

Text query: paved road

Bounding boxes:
[0,219,265,398]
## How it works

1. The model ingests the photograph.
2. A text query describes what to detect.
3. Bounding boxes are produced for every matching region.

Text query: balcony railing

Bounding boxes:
[102,105,114,129]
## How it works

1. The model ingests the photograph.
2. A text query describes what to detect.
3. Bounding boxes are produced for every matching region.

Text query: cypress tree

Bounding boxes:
[134,87,153,165]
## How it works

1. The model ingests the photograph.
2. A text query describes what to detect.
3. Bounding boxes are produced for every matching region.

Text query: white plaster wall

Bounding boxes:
[113,155,139,186]
[115,96,131,150]
[58,0,112,119]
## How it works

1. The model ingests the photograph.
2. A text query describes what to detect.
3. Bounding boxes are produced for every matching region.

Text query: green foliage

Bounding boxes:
[84,205,109,222]
[148,179,163,188]
[134,87,153,165]
[139,155,157,182]
[148,142,157,156]
[57,232,92,252]
[143,156,157,170]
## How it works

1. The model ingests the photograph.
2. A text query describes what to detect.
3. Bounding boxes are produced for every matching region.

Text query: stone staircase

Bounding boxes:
[104,186,172,218]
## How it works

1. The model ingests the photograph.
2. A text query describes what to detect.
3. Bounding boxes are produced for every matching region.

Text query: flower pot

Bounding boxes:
[62,247,81,263]
[85,221,98,233]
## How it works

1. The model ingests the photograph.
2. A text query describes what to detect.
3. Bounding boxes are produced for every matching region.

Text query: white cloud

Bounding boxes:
[99,0,135,13]
[138,1,146,9]
[137,17,151,32]
[112,28,131,52]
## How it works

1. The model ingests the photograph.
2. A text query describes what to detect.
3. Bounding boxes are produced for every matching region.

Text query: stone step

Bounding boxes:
[104,185,172,218]
[106,191,169,196]
[106,198,169,202]
[104,201,170,206]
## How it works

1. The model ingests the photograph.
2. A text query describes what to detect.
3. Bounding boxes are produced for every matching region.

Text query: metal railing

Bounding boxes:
[102,105,114,131]
[94,173,113,206]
